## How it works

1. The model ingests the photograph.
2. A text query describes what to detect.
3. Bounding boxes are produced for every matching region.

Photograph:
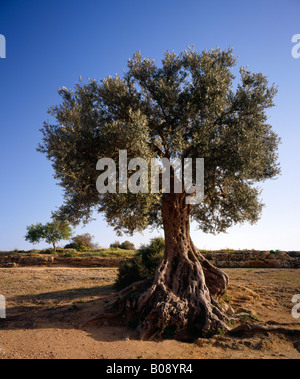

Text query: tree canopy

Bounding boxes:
[25,221,72,251]
[38,47,280,235]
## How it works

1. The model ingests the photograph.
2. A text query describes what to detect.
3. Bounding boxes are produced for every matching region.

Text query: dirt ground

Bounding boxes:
[0,267,299,359]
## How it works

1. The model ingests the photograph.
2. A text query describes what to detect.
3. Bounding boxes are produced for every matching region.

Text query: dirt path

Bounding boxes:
[0,267,299,359]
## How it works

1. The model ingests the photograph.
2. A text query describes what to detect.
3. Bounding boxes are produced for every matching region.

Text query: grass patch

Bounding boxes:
[0,248,136,258]
[222,293,232,303]
[75,248,136,258]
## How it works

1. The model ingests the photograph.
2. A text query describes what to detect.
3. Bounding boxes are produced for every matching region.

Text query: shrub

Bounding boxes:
[39,249,53,255]
[61,249,78,257]
[119,240,135,250]
[110,240,135,250]
[110,240,121,249]
[115,237,165,289]
[65,233,98,251]
[270,249,281,254]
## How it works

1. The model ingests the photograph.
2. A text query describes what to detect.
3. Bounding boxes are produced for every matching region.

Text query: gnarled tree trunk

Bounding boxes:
[135,193,229,341]
[86,192,231,341]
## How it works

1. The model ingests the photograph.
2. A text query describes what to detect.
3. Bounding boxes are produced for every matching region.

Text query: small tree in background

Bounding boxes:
[25,221,72,251]
[65,233,98,251]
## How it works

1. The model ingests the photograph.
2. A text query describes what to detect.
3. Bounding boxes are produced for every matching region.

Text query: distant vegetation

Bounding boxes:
[24,220,137,255]
[25,221,72,251]
[0,247,136,258]
[270,249,282,254]
[110,240,136,250]
[64,233,99,251]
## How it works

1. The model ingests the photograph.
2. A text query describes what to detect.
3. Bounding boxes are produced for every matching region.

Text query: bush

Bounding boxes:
[119,240,135,250]
[65,233,98,251]
[115,237,165,290]
[61,249,78,257]
[270,249,281,254]
[110,240,121,249]
[39,249,53,255]
[110,240,135,250]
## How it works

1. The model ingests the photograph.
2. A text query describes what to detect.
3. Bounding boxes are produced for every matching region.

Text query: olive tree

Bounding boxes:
[38,48,280,340]
[25,221,72,251]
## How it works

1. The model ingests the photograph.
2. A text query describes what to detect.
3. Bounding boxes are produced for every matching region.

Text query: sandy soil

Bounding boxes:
[0,267,299,359]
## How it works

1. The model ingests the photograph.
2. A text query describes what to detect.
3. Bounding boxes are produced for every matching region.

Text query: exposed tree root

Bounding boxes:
[229,323,300,337]
[80,254,230,341]
[134,263,229,341]
[196,253,229,298]
[79,280,149,328]
[81,194,233,340]
[79,309,123,328]
[80,274,300,342]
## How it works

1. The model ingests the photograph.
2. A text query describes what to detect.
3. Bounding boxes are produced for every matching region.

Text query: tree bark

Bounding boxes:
[135,193,229,341]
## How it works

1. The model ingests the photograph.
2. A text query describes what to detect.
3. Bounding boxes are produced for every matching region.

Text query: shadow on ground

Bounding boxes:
[0,285,136,342]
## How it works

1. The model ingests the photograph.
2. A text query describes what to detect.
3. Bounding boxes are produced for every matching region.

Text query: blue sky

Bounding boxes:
[0,0,299,251]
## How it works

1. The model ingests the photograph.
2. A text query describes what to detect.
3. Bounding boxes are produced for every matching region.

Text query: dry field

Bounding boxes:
[0,267,299,359]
